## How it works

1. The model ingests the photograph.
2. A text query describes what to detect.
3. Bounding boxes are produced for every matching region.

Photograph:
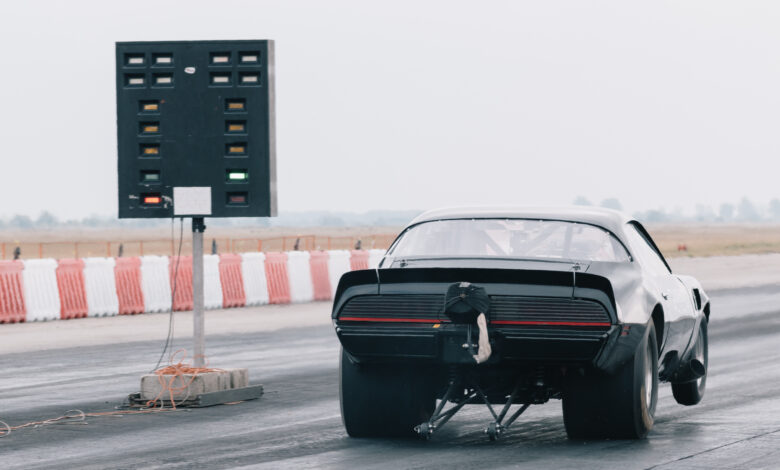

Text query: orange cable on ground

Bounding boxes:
[145,349,223,410]
[0,408,183,438]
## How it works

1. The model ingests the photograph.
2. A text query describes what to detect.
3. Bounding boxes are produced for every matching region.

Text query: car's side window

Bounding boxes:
[625,224,670,274]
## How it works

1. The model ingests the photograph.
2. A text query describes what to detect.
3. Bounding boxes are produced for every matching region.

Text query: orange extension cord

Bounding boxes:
[144,349,224,409]
[0,349,222,438]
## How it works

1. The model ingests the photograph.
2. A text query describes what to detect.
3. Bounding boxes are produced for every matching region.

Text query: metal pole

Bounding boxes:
[192,217,206,367]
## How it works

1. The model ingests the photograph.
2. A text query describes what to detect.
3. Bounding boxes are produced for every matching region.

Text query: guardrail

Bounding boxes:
[0,234,398,260]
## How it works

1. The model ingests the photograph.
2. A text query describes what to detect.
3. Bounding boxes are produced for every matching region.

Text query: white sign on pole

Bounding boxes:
[173,187,212,216]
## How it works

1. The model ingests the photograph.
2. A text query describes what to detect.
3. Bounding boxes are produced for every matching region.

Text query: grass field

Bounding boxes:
[648,224,780,258]
[1,224,779,260]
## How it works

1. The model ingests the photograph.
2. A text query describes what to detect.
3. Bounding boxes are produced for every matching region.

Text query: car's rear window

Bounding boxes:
[387,219,629,263]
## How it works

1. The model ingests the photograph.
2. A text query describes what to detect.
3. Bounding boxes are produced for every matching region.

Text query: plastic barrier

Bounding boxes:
[56,259,88,320]
[264,252,291,304]
[140,256,172,313]
[204,254,224,310]
[0,260,26,323]
[219,254,246,308]
[22,259,60,321]
[287,251,314,303]
[327,250,351,298]
[368,249,386,269]
[169,256,193,311]
[309,251,332,301]
[350,250,370,271]
[240,252,269,306]
[83,257,120,317]
[115,257,145,315]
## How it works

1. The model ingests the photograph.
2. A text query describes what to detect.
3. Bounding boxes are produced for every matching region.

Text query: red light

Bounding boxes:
[229,195,246,204]
[144,196,161,204]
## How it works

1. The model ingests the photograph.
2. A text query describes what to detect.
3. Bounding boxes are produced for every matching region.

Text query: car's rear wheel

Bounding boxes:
[339,348,435,437]
[563,322,659,439]
[672,319,708,405]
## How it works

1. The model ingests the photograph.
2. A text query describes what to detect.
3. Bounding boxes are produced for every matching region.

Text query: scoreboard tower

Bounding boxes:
[115,40,277,365]
[116,40,276,219]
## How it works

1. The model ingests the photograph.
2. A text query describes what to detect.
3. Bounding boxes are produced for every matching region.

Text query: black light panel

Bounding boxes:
[116,40,276,218]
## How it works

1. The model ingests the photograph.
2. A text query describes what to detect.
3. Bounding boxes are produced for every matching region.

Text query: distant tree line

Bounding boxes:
[0,210,423,230]
[573,196,780,223]
[2,201,780,230]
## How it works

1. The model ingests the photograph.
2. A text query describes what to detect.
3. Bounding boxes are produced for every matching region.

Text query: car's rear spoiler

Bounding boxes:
[333,267,617,320]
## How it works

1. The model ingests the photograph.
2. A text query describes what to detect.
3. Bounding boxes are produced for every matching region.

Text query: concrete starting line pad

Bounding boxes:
[131,368,263,408]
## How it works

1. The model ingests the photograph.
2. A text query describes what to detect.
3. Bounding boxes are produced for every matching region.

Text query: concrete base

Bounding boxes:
[141,368,249,401]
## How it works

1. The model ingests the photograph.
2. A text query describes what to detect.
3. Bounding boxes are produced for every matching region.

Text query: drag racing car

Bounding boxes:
[333,207,709,440]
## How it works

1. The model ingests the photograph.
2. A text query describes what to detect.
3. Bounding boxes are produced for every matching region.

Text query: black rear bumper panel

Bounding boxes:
[337,323,619,366]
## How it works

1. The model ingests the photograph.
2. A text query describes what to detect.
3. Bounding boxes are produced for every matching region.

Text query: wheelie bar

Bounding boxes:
[414,379,532,441]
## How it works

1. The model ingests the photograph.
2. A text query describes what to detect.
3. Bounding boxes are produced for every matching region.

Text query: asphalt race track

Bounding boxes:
[2,286,780,469]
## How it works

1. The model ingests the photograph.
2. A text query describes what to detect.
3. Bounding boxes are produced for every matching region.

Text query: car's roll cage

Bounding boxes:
[383,217,636,268]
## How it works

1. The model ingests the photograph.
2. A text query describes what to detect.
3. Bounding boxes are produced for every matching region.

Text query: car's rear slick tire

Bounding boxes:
[672,319,708,406]
[339,348,435,438]
[562,322,659,440]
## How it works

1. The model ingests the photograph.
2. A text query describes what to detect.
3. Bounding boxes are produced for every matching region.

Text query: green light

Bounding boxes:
[228,171,248,181]
[141,171,160,182]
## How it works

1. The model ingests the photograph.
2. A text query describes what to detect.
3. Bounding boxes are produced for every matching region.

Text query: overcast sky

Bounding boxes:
[1,1,779,219]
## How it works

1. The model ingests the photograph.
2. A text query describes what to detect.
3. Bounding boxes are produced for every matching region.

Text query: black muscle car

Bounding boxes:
[334,207,709,440]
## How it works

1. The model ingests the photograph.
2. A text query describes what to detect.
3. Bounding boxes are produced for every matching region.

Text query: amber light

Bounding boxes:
[143,196,161,204]
[226,100,245,111]
[141,144,160,155]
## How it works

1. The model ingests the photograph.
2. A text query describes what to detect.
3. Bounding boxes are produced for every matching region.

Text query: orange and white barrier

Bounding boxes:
[0,260,26,324]
[240,252,269,306]
[309,251,332,301]
[368,249,385,269]
[219,254,246,308]
[140,256,171,313]
[327,250,351,298]
[204,254,224,310]
[287,251,314,303]
[170,256,193,312]
[84,257,120,317]
[264,252,291,304]
[350,250,370,271]
[4,249,384,323]
[57,259,88,320]
[22,259,60,321]
[115,257,144,315]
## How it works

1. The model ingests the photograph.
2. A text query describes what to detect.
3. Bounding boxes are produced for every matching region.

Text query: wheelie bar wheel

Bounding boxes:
[414,422,434,440]
[485,422,502,441]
